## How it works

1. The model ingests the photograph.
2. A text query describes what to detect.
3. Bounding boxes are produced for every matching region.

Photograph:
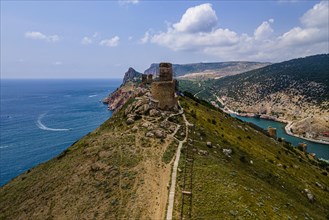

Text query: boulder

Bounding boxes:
[315,182,325,190]
[206,141,212,148]
[142,122,152,128]
[223,148,232,157]
[154,129,166,139]
[127,113,135,119]
[134,100,144,109]
[303,189,315,203]
[143,104,150,112]
[146,132,154,137]
[135,104,150,115]
[126,118,134,125]
[125,104,133,116]
[169,125,176,133]
[160,121,171,129]
[198,150,209,156]
[131,126,138,132]
[149,109,161,117]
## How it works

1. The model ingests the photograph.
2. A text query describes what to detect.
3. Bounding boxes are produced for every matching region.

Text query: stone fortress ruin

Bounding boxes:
[150,63,177,110]
[142,74,153,84]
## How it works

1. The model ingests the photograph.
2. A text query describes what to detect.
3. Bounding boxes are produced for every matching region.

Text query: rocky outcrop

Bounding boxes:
[103,82,147,112]
[123,67,142,84]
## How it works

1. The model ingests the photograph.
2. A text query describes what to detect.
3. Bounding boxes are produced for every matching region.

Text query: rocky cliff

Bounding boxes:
[122,67,142,84]
[102,81,144,111]
[103,67,144,111]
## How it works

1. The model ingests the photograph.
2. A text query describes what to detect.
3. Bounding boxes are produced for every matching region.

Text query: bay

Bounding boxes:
[233,115,329,160]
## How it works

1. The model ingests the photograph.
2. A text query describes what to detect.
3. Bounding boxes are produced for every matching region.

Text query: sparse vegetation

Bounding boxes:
[162,140,179,164]
[172,96,329,219]
[1,89,329,220]
[179,54,329,141]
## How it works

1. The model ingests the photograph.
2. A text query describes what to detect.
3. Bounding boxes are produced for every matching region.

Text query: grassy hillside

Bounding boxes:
[0,98,175,219]
[174,95,329,219]
[180,54,329,103]
[179,54,329,141]
[210,54,329,104]
[1,90,329,219]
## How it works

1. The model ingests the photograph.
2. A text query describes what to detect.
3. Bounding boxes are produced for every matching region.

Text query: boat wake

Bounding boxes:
[36,113,71,132]
[88,94,97,98]
[0,145,10,149]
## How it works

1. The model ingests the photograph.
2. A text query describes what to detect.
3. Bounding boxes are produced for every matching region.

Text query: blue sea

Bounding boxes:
[0,79,121,186]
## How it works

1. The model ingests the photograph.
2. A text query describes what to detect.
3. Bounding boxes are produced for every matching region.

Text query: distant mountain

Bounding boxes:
[144,62,270,79]
[211,54,329,104]
[123,67,142,84]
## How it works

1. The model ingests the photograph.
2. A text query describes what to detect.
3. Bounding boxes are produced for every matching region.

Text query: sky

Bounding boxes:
[1,0,328,79]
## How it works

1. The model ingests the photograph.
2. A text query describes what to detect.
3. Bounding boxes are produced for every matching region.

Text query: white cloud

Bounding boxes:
[147,2,328,61]
[81,37,93,45]
[53,61,62,65]
[277,0,299,3]
[151,28,238,51]
[99,36,120,47]
[173,3,217,33]
[254,19,274,41]
[301,1,328,28]
[119,0,139,5]
[278,1,328,47]
[81,32,100,45]
[150,4,236,51]
[25,31,60,42]
[140,31,150,44]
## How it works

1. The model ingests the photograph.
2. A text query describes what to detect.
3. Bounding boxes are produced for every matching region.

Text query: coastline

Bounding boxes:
[283,121,329,145]
[219,105,329,145]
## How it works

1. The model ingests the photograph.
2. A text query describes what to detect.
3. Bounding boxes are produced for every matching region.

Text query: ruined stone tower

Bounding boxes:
[151,63,177,110]
[142,74,147,83]
[268,126,277,137]
[147,74,153,84]
[159,63,173,81]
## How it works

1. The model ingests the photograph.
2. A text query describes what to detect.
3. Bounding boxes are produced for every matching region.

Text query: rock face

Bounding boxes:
[123,67,142,84]
[103,82,147,112]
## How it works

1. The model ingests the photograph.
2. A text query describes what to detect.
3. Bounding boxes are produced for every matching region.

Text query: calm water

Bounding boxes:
[233,115,329,160]
[0,79,121,186]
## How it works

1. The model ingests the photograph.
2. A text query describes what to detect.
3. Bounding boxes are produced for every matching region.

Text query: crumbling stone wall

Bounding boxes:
[151,82,176,110]
[142,74,147,83]
[268,127,277,137]
[147,74,153,84]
